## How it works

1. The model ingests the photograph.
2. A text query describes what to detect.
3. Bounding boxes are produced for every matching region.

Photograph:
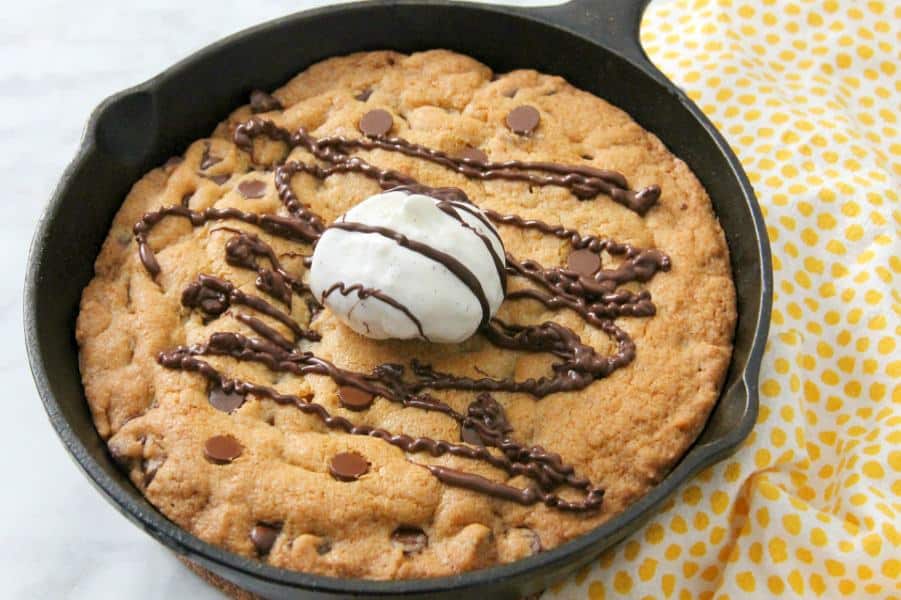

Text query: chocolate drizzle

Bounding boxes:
[158,339,601,507]
[431,196,507,295]
[134,205,320,276]
[425,465,603,511]
[410,319,635,397]
[321,282,427,341]
[504,247,670,326]
[234,117,660,214]
[182,274,319,346]
[330,220,493,328]
[214,227,309,308]
[130,113,673,512]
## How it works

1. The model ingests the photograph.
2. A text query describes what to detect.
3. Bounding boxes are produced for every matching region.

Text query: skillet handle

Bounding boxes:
[524,0,666,83]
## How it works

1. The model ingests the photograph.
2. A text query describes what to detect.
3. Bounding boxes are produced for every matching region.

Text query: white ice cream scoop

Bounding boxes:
[309,188,506,343]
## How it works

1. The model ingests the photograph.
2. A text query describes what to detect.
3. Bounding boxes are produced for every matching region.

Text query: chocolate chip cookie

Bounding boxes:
[76,49,735,579]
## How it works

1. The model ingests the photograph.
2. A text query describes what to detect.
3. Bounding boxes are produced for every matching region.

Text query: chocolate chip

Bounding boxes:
[338,385,375,411]
[250,523,280,554]
[359,109,393,137]
[209,385,245,413]
[204,434,243,464]
[200,143,222,170]
[567,249,601,276]
[460,424,484,446]
[328,451,369,481]
[316,538,332,555]
[238,180,266,199]
[581,154,594,160]
[391,527,428,555]
[355,89,373,102]
[204,173,229,185]
[459,147,488,163]
[506,105,540,136]
[249,90,282,113]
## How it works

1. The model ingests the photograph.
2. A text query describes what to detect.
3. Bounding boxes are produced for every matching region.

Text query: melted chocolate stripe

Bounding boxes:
[321,282,428,341]
[134,205,319,276]
[408,314,632,405]
[183,274,319,343]
[434,201,507,295]
[213,228,311,308]
[506,287,655,322]
[386,185,506,293]
[330,221,492,328]
[316,131,631,190]
[234,118,658,214]
[202,331,455,416]
[274,159,413,223]
[481,209,614,252]
[425,464,603,512]
[409,319,635,397]
[447,201,504,247]
[464,394,588,489]
[159,342,600,499]
[232,312,294,350]
[179,332,592,489]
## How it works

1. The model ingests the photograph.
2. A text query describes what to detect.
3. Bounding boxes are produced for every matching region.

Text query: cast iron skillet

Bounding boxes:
[25,0,772,597]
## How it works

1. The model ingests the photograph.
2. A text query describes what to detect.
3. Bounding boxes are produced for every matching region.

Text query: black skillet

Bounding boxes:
[25,0,772,597]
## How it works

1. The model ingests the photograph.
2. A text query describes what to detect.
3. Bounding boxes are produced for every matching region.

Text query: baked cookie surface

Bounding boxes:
[76,49,735,579]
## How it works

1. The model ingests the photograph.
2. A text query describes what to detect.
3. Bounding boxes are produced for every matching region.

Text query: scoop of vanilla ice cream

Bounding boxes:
[309,189,506,343]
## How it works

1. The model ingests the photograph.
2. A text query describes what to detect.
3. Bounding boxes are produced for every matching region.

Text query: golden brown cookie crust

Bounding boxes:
[76,49,735,579]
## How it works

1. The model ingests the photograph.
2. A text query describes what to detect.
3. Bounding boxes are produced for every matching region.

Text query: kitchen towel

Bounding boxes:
[550,0,900,598]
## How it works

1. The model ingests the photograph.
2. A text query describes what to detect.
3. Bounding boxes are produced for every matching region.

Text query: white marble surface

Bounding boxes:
[3,1,669,597]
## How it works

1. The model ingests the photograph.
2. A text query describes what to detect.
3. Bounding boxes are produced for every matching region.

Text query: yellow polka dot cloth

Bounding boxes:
[547,0,901,598]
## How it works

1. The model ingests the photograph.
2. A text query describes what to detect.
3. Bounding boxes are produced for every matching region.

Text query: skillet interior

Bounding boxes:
[25,1,770,598]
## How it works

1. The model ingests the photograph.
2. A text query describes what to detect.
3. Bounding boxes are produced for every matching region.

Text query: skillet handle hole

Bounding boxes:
[94,91,158,167]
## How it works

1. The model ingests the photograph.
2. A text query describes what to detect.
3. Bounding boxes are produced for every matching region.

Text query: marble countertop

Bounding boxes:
[4,1,668,597]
